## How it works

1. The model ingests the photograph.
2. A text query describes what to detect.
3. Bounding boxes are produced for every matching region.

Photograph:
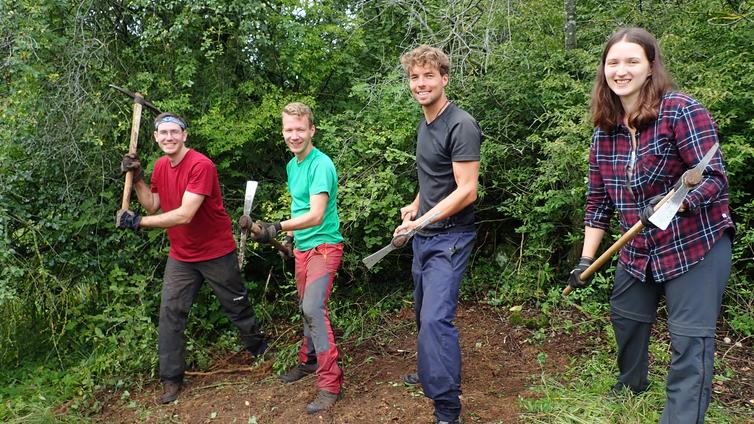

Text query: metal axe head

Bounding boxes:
[361,211,441,270]
[648,142,719,230]
[243,181,258,216]
[109,84,162,115]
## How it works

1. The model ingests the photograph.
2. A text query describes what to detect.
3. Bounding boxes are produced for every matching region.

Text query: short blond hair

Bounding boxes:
[282,102,314,127]
[400,45,450,76]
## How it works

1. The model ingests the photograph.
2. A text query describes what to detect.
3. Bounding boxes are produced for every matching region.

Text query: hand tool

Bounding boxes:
[563,142,719,296]
[362,212,440,270]
[238,181,258,268]
[110,84,161,210]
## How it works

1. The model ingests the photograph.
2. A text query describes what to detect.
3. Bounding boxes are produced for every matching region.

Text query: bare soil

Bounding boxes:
[95,303,753,423]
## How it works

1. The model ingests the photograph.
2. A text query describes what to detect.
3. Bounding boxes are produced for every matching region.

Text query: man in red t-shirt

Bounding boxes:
[116,113,267,404]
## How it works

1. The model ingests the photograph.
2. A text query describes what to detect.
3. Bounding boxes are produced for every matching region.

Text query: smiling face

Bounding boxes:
[154,122,188,159]
[282,113,315,161]
[408,63,448,109]
[604,40,653,112]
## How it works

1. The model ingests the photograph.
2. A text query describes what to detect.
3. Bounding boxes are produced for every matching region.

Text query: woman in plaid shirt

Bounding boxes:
[568,28,734,423]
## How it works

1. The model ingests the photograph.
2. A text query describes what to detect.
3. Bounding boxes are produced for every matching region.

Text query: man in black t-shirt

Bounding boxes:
[393,45,482,424]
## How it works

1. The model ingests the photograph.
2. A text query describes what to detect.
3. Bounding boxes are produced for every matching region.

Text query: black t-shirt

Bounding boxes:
[416,103,482,234]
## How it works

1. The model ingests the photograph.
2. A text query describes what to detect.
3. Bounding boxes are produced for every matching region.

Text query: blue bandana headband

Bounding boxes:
[155,116,187,130]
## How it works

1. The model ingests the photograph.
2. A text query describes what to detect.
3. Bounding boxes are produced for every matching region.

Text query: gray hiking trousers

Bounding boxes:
[159,251,264,382]
[610,232,732,424]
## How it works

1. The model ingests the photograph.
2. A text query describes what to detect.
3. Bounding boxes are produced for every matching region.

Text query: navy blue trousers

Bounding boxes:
[411,232,475,422]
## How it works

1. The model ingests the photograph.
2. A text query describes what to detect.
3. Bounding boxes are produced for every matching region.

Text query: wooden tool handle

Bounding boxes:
[562,188,677,296]
[121,95,144,210]
[238,231,248,269]
[562,220,644,296]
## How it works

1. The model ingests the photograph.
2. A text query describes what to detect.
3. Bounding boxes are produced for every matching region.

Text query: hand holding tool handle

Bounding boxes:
[251,222,291,257]
[562,189,675,296]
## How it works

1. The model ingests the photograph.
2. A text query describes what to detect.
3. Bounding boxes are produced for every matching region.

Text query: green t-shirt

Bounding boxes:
[286,147,344,251]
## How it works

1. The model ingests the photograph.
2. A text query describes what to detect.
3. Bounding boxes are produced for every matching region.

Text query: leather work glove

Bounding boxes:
[238,214,252,232]
[121,153,145,183]
[568,256,594,289]
[116,209,141,230]
[280,234,294,260]
[250,221,281,244]
[639,194,665,229]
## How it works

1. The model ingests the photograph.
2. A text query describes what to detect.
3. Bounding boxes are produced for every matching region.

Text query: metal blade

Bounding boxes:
[361,211,441,270]
[243,181,258,215]
[109,84,162,114]
[648,143,719,230]
[362,243,399,270]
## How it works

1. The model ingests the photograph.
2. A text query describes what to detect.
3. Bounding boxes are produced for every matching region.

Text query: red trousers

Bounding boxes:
[294,242,343,394]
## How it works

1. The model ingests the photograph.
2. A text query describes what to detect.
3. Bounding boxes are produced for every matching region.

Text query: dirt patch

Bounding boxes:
[94,303,752,423]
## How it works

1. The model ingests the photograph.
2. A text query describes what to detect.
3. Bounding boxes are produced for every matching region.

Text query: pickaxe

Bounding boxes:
[110,84,161,210]
[237,180,292,268]
[563,142,719,296]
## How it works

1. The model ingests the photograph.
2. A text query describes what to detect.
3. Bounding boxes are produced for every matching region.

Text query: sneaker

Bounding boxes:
[402,372,420,385]
[160,381,182,404]
[305,389,341,414]
[279,362,317,383]
[436,419,460,424]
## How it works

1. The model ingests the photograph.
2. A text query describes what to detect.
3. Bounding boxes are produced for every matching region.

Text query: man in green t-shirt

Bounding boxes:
[241,102,344,414]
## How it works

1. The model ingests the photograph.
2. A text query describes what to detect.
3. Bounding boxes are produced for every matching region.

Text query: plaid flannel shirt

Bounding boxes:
[585,92,734,283]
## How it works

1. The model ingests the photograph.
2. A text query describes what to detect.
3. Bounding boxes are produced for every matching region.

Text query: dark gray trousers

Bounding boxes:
[159,251,264,382]
[610,233,731,424]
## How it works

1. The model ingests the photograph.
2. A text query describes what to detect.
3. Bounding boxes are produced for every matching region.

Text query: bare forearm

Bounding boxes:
[281,212,322,232]
[581,226,605,258]
[420,183,477,223]
[139,208,193,228]
[138,191,203,229]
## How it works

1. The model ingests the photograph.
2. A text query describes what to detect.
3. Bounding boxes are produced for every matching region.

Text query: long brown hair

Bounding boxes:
[590,27,674,130]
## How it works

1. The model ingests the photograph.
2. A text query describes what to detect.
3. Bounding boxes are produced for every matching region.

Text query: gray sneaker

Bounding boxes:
[402,372,420,385]
[306,389,341,414]
[279,362,317,383]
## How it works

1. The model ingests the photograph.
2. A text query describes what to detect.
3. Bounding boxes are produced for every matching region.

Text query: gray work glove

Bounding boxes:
[568,256,594,289]
[250,221,281,244]
[279,234,294,260]
[239,214,252,233]
[121,153,145,183]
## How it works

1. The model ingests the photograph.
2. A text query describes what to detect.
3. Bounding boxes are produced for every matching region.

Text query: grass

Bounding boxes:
[520,321,754,424]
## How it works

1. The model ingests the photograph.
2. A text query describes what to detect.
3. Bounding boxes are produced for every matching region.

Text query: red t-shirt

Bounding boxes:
[151,149,236,262]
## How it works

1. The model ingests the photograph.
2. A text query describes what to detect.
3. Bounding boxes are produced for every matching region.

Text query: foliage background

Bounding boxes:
[1,0,752,419]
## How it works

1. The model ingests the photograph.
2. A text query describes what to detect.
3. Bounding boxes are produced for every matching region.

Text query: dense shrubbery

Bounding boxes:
[1,0,752,416]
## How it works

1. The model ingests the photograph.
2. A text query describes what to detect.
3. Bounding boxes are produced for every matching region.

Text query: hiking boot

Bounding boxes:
[247,340,273,360]
[402,372,420,385]
[607,381,650,397]
[160,381,182,404]
[279,362,317,383]
[305,389,341,414]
